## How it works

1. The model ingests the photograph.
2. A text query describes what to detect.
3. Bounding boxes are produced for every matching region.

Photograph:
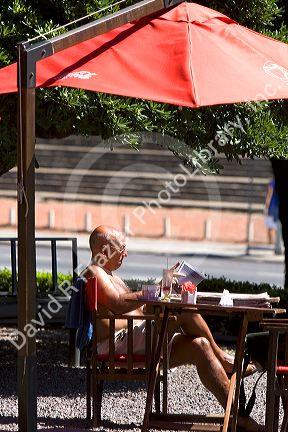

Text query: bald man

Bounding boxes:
[84,226,261,431]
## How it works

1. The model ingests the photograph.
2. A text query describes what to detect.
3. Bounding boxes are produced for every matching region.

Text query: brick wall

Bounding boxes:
[0,197,270,244]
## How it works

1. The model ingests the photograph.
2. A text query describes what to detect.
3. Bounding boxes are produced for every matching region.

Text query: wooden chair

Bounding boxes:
[261,319,288,432]
[84,277,170,428]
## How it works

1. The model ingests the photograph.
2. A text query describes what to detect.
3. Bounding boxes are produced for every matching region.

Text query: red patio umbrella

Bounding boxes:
[0,2,288,107]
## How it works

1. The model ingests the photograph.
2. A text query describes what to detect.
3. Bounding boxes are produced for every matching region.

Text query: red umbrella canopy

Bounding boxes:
[1,2,288,107]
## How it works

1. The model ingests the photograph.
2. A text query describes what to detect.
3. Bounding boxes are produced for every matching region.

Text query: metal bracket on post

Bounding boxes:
[18,40,54,88]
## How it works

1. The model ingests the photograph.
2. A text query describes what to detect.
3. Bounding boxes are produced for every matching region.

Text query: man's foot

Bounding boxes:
[238,416,264,432]
[222,354,258,377]
[243,363,258,378]
[222,353,235,374]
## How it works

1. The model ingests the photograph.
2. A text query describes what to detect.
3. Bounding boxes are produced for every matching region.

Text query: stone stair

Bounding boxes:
[0,136,272,211]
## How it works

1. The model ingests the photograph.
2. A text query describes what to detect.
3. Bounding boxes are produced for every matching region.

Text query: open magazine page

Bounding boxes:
[173,260,205,286]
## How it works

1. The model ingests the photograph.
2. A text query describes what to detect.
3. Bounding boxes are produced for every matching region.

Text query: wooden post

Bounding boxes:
[17,43,37,432]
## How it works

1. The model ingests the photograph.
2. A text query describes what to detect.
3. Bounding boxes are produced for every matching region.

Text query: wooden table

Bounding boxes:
[127,299,285,432]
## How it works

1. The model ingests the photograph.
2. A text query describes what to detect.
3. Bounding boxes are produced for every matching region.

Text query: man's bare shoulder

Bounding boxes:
[86,265,111,285]
[86,266,126,290]
[88,265,104,276]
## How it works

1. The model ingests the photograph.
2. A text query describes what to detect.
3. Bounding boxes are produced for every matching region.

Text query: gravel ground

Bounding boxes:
[0,327,271,431]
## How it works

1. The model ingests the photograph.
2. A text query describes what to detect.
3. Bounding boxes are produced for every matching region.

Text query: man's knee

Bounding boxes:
[192,336,211,352]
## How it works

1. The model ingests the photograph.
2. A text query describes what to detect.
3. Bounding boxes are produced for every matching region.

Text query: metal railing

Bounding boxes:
[0,237,78,296]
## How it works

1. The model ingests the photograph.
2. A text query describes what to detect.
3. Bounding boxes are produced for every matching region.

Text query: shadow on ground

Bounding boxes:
[0,328,145,397]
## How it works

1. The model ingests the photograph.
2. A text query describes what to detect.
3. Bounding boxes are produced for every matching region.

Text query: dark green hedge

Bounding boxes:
[0,268,73,297]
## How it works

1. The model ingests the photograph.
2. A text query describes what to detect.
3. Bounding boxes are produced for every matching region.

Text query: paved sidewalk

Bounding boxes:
[0,228,283,264]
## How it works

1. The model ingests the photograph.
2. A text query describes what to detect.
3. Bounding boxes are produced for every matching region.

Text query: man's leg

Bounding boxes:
[170,334,229,407]
[168,312,234,373]
[169,334,263,431]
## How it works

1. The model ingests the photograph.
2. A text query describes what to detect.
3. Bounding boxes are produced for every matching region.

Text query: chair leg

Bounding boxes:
[68,329,75,367]
[154,376,161,414]
[92,378,104,428]
[278,376,288,432]
[162,365,168,414]
[274,394,280,432]
[281,416,288,432]
[281,399,288,432]
[97,381,104,424]
[86,355,91,421]
[266,330,279,432]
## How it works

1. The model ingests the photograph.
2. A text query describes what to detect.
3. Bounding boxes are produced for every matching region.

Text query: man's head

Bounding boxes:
[89,225,127,271]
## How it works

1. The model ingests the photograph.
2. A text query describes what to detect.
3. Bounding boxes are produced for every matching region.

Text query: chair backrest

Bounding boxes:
[85,277,98,312]
[260,319,288,432]
[83,276,169,379]
[94,315,156,375]
[262,319,288,371]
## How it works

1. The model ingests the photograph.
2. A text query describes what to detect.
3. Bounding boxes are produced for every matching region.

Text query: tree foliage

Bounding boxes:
[0,0,288,176]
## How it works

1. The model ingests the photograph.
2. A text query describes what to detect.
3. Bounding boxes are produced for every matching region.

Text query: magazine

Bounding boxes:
[173,260,205,286]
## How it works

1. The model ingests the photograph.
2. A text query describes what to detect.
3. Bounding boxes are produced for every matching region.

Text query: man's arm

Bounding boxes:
[94,267,144,314]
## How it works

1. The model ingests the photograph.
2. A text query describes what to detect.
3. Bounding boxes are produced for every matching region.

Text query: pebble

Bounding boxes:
[0,327,272,431]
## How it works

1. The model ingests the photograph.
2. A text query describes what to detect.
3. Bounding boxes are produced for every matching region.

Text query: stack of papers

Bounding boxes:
[197,291,279,308]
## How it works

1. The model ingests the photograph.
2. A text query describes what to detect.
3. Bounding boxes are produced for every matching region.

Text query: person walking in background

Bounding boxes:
[264,178,279,244]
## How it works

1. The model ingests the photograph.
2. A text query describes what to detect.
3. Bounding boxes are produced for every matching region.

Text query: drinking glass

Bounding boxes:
[161,268,174,301]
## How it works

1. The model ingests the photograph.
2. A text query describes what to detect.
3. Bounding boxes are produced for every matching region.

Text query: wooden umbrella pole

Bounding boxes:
[17,42,37,432]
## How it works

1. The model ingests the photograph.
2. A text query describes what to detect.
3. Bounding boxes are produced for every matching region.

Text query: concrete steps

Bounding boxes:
[0,137,272,210]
